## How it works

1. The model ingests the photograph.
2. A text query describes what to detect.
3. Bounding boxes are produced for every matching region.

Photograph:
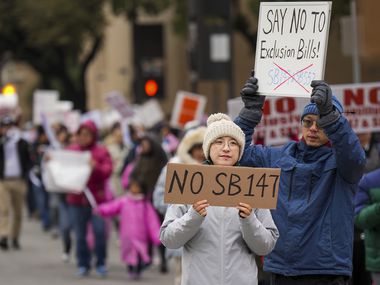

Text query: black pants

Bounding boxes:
[270,274,350,285]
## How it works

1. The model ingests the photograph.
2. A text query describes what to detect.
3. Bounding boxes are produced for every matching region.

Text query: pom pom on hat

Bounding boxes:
[203,113,245,161]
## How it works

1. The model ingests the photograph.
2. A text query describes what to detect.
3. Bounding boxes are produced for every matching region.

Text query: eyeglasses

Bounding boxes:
[302,118,321,129]
[212,138,239,150]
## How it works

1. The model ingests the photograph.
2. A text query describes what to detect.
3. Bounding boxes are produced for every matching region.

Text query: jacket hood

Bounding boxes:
[177,126,206,164]
[77,120,98,147]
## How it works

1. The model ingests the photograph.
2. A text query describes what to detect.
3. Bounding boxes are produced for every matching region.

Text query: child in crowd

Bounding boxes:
[94,177,161,280]
[160,113,279,285]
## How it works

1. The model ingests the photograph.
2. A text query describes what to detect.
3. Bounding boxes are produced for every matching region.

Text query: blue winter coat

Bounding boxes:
[235,115,366,276]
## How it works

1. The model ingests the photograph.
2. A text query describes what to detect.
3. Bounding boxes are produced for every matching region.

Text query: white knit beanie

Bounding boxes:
[203,113,245,161]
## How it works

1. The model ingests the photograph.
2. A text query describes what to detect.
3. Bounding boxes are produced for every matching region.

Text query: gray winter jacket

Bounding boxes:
[160,204,278,285]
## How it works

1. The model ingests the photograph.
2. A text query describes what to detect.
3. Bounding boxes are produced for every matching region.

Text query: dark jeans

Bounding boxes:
[32,183,50,230]
[270,274,350,285]
[26,179,36,217]
[69,205,106,269]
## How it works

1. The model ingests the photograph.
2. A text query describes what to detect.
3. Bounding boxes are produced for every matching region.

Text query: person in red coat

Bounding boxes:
[66,120,113,277]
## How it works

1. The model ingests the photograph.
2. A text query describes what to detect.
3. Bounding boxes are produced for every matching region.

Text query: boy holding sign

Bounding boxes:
[160,113,279,285]
[235,71,366,284]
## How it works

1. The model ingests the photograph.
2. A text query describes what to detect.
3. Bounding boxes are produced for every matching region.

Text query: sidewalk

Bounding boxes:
[0,216,175,285]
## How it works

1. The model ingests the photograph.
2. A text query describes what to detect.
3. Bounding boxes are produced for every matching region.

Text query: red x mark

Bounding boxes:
[273,63,314,93]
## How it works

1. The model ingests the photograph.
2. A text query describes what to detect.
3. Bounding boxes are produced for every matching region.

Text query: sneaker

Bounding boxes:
[76,267,89,277]
[96,265,107,278]
[61,253,70,263]
[0,237,8,251]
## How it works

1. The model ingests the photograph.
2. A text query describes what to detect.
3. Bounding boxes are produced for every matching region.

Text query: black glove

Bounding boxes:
[241,70,258,97]
[239,70,265,124]
[310,80,333,116]
[310,80,340,127]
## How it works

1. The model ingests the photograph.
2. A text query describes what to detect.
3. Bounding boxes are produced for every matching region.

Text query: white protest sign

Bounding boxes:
[255,1,332,98]
[0,93,18,110]
[63,110,81,134]
[42,150,91,193]
[33,90,59,125]
[228,82,380,145]
[80,110,103,129]
[331,82,380,134]
[170,91,207,128]
[101,108,122,130]
[41,113,60,149]
[134,99,164,129]
[105,91,135,118]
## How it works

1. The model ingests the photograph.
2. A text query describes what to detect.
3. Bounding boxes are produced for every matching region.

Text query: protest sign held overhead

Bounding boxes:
[255,1,332,98]
[164,163,281,209]
[228,81,380,146]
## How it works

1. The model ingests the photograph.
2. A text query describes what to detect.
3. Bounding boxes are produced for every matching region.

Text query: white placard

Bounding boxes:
[134,99,164,129]
[255,1,332,98]
[228,82,380,146]
[63,110,81,134]
[80,110,103,129]
[210,34,230,62]
[43,150,91,193]
[0,94,18,110]
[33,90,59,125]
[170,91,207,129]
[105,91,134,118]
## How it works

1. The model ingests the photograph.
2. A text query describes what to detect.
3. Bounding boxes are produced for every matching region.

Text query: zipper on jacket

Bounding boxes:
[287,168,296,201]
[307,174,316,203]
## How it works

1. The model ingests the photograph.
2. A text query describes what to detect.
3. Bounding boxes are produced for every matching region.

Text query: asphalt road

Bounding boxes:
[0,215,175,285]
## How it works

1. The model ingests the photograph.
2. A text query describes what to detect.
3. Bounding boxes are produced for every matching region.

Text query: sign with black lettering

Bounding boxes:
[164,163,281,209]
[255,1,332,98]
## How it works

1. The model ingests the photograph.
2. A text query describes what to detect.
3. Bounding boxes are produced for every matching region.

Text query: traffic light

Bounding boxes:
[144,79,159,97]
[133,24,165,102]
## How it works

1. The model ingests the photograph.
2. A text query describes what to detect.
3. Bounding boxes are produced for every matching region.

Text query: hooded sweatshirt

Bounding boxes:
[66,120,113,206]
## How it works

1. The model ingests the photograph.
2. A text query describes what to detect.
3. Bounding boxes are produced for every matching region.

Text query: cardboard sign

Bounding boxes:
[164,163,281,209]
[170,91,207,128]
[255,1,332,98]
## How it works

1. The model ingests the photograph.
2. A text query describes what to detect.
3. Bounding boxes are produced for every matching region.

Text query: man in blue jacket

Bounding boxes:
[234,72,366,285]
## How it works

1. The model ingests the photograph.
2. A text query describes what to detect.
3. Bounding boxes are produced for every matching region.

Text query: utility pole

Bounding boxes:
[350,0,361,83]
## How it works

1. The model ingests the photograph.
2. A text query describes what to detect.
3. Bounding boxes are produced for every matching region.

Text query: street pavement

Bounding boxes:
[0,216,175,285]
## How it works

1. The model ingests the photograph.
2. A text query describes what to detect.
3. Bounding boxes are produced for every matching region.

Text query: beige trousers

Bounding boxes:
[0,179,27,239]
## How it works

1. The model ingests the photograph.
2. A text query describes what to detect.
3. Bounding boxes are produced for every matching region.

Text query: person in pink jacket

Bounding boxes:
[95,176,161,280]
[66,120,113,277]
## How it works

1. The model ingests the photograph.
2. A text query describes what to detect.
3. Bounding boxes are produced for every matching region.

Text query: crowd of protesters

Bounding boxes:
[0,74,380,285]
